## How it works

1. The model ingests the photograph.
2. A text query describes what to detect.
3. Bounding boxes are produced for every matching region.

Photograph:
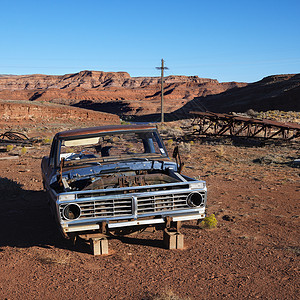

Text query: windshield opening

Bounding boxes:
[59,131,167,164]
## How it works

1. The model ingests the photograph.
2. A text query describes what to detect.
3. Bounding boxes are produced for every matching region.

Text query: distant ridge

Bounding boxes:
[0,70,219,90]
[0,70,246,116]
[0,70,298,117]
[171,73,300,117]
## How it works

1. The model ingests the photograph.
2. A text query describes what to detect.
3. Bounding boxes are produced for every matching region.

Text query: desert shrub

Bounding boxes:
[199,214,217,229]
[168,127,184,139]
[20,146,27,155]
[112,136,120,143]
[42,138,51,144]
[247,109,258,117]
[215,145,225,158]
[166,139,173,147]
[180,142,191,152]
[120,120,131,125]
[6,144,14,152]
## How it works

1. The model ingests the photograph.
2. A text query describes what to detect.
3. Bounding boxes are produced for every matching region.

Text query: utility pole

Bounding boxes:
[156,59,168,123]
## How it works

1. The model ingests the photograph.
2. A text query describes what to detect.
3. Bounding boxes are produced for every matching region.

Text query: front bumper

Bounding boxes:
[62,209,206,233]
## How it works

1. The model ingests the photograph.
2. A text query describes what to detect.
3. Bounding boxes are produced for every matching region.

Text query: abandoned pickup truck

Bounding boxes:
[42,125,207,248]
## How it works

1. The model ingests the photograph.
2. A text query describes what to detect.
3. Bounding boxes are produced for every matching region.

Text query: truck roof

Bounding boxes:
[56,124,157,139]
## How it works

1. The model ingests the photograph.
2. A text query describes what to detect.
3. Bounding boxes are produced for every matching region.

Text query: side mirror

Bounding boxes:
[49,157,54,167]
[172,145,179,159]
[172,146,184,173]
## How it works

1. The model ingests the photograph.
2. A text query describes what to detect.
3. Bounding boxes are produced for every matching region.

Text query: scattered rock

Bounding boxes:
[222,215,236,222]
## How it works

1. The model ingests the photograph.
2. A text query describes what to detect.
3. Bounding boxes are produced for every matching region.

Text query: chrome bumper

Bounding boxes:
[63,209,205,233]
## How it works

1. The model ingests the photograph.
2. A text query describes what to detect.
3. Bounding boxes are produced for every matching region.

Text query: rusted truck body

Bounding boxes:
[41,125,207,239]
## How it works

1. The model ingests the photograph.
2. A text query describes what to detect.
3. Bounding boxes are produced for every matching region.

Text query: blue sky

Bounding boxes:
[0,0,299,82]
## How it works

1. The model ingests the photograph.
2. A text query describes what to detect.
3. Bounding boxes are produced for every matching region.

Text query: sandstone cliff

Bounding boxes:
[0,70,247,116]
[0,71,219,90]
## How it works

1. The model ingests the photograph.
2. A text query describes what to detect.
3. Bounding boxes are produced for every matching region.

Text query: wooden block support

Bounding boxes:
[90,237,109,255]
[163,229,184,249]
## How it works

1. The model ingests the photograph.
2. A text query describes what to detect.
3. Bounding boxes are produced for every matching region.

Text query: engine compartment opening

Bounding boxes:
[52,169,183,193]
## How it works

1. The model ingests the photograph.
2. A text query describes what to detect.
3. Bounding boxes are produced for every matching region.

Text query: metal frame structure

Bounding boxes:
[190,111,300,140]
[0,131,32,145]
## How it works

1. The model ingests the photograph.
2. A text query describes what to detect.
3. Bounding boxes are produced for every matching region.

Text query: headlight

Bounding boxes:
[187,192,204,207]
[189,182,206,189]
[59,194,76,201]
[62,203,81,220]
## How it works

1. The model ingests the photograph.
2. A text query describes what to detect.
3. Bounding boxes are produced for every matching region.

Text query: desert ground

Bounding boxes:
[0,118,299,299]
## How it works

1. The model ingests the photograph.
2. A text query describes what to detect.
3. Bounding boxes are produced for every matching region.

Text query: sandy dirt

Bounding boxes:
[0,122,299,299]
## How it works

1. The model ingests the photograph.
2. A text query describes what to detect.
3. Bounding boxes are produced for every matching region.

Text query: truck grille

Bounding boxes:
[137,192,190,214]
[60,197,132,219]
[60,191,204,220]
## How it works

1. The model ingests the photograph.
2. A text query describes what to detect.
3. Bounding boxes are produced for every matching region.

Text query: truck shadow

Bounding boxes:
[0,178,165,254]
[0,177,89,253]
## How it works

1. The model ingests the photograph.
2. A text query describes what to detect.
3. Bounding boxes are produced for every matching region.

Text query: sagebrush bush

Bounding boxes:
[199,214,217,229]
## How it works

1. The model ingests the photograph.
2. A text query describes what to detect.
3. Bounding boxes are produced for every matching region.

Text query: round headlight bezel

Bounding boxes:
[62,203,81,220]
[187,191,204,207]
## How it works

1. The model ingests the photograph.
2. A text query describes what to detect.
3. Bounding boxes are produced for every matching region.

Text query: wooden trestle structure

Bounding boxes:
[189,111,300,141]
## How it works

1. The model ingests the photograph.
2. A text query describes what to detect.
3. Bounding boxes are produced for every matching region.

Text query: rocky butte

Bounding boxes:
[0,71,246,117]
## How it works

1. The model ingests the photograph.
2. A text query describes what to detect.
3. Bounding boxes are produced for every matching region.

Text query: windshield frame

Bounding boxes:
[54,128,168,168]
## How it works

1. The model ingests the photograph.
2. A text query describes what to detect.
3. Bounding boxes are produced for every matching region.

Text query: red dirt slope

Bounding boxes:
[0,99,120,129]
